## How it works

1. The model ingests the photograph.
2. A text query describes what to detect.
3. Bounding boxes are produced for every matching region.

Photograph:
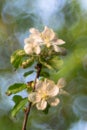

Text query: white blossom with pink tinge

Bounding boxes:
[28,79,60,110]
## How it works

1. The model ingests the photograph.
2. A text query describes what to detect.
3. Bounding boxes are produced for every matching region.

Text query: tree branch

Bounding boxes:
[22,63,42,130]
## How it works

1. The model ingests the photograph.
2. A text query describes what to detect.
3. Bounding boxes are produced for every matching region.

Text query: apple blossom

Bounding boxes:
[41,26,65,52]
[28,79,60,110]
[24,38,41,55]
[24,26,65,55]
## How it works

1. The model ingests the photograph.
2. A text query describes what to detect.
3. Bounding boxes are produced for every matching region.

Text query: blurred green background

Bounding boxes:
[0,0,87,130]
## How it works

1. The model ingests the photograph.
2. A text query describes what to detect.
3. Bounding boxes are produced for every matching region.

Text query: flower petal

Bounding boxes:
[24,44,33,54]
[36,99,47,110]
[57,78,66,88]
[48,98,60,106]
[35,46,41,54]
[42,26,56,41]
[37,79,59,97]
[36,79,50,92]
[29,28,40,34]
[46,42,51,48]
[31,34,43,43]
[36,80,45,92]
[24,38,30,44]
[56,39,65,45]
[46,85,59,97]
[53,45,62,52]
[28,92,41,104]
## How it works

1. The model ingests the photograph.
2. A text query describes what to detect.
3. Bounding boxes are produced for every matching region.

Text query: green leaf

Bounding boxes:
[6,83,27,95]
[40,68,50,78]
[23,70,34,77]
[48,56,63,70]
[12,95,23,104]
[21,57,34,69]
[11,50,26,69]
[39,58,53,70]
[11,97,28,117]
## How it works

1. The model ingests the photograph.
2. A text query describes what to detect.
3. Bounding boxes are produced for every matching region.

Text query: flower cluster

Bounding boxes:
[23,27,66,110]
[24,26,65,55]
[28,78,66,110]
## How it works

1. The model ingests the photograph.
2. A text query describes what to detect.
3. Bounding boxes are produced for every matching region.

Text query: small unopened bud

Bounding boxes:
[27,81,34,89]
[23,107,27,113]
[6,91,12,96]
[21,61,27,68]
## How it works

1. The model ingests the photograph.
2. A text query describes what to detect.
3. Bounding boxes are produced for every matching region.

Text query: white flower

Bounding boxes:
[24,38,41,55]
[41,26,65,52]
[29,28,43,44]
[28,79,60,110]
[24,26,65,55]
[41,26,56,47]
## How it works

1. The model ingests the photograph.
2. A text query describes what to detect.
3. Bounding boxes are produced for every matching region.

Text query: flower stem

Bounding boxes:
[22,63,42,130]
[22,102,32,130]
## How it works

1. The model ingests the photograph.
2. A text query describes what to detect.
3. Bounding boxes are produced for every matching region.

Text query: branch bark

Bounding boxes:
[22,63,42,130]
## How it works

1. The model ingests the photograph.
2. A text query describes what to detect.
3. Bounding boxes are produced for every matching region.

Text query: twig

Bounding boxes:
[22,63,42,130]
[22,102,32,130]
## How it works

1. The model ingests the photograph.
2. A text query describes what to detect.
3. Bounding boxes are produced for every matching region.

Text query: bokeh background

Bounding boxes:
[0,0,87,130]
